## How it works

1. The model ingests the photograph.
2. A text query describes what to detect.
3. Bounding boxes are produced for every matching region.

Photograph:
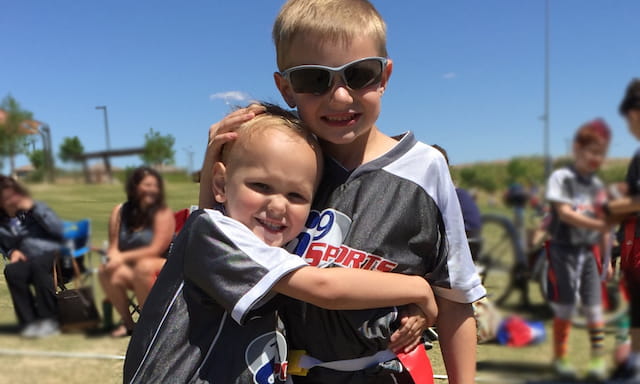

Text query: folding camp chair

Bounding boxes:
[59,219,94,284]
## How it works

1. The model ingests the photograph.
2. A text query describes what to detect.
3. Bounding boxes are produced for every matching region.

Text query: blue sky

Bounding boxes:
[1,1,639,173]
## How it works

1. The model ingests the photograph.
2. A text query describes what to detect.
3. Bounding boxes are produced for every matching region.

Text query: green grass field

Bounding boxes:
[0,180,622,383]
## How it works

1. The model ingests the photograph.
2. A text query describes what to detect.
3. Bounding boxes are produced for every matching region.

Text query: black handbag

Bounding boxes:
[54,255,101,331]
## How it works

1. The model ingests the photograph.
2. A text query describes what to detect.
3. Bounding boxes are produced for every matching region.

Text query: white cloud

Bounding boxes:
[442,72,457,80]
[209,91,250,103]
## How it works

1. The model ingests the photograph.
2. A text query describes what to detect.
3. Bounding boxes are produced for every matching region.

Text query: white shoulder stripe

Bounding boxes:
[383,142,486,302]
[203,210,307,323]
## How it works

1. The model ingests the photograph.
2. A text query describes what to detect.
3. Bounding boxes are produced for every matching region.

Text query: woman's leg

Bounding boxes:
[30,252,58,321]
[132,257,166,307]
[4,261,36,326]
[99,264,135,333]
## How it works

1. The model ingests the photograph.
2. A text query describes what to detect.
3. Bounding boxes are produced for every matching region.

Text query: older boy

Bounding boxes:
[272,2,484,383]
[125,104,437,383]
[201,1,485,383]
[606,78,640,381]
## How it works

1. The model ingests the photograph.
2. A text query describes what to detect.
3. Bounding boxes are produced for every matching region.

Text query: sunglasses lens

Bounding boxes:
[289,68,331,94]
[285,58,385,94]
[344,59,383,89]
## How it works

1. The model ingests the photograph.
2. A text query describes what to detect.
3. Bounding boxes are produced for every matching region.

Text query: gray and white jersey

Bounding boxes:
[123,209,307,384]
[282,132,486,382]
[546,166,606,246]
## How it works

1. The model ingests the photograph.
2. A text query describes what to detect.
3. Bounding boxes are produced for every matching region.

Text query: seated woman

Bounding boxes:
[98,166,175,337]
[0,175,64,338]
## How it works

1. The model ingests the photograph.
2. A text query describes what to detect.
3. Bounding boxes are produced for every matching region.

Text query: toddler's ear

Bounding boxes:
[273,72,296,108]
[212,162,227,204]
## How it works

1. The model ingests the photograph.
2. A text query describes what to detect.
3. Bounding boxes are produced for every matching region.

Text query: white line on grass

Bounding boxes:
[0,348,125,360]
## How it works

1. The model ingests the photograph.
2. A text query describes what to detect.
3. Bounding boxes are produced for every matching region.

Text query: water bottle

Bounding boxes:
[63,239,74,269]
[102,299,113,331]
[63,254,72,270]
[101,240,109,263]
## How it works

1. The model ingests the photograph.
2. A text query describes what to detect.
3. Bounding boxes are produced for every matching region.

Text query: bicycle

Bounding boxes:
[475,187,628,327]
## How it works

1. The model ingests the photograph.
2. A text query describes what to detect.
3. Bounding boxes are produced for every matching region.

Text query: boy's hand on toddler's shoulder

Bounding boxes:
[389,304,431,353]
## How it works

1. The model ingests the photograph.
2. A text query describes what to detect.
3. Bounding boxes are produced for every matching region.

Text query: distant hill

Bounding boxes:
[449,155,630,192]
[454,156,630,169]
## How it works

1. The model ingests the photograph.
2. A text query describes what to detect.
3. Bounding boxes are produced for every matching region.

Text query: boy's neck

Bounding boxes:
[320,125,397,171]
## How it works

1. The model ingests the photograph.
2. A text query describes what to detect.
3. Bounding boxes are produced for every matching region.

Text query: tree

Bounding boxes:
[141,128,175,166]
[506,156,546,186]
[29,149,45,170]
[58,136,85,164]
[0,94,34,177]
[506,158,529,185]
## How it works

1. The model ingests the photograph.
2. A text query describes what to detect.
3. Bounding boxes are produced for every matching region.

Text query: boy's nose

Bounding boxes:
[329,83,354,105]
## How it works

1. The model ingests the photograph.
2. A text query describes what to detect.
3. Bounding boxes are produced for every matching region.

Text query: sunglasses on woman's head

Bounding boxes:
[280,57,388,95]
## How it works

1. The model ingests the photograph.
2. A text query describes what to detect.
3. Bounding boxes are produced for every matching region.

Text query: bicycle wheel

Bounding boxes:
[478,214,524,306]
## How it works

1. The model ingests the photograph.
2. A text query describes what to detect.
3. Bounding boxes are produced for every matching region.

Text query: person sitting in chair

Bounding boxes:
[98,166,175,337]
[0,175,64,338]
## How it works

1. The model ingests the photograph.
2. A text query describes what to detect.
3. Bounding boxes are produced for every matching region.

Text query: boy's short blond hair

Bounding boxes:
[273,0,388,71]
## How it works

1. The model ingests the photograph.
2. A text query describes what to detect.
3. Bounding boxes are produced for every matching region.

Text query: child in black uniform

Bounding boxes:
[606,79,640,381]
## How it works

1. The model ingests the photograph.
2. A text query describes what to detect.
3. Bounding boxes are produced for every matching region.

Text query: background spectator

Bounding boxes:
[432,144,482,260]
[0,175,64,338]
[98,166,175,337]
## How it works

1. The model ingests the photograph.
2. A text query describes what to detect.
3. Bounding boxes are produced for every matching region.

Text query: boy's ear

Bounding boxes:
[212,162,228,204]
[274,72,297,108]
[379,59,393,95]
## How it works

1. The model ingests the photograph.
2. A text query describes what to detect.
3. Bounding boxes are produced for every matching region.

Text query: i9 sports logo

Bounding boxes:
[245,331,288,384]
[287,209,398,272]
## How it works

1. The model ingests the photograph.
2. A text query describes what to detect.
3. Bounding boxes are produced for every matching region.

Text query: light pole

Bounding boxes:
[542,0,552,178]
[95,105,113,182]
[95,106,111,151]
[182,146,194,175]
[38,124,54,182]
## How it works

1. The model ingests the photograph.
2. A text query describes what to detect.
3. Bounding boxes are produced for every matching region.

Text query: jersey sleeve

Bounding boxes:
[546,169,572,205]
[420,148,486,303]
[183,209,307,324]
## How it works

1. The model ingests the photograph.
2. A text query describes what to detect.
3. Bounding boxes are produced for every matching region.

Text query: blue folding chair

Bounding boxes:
[59,219,93,283]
